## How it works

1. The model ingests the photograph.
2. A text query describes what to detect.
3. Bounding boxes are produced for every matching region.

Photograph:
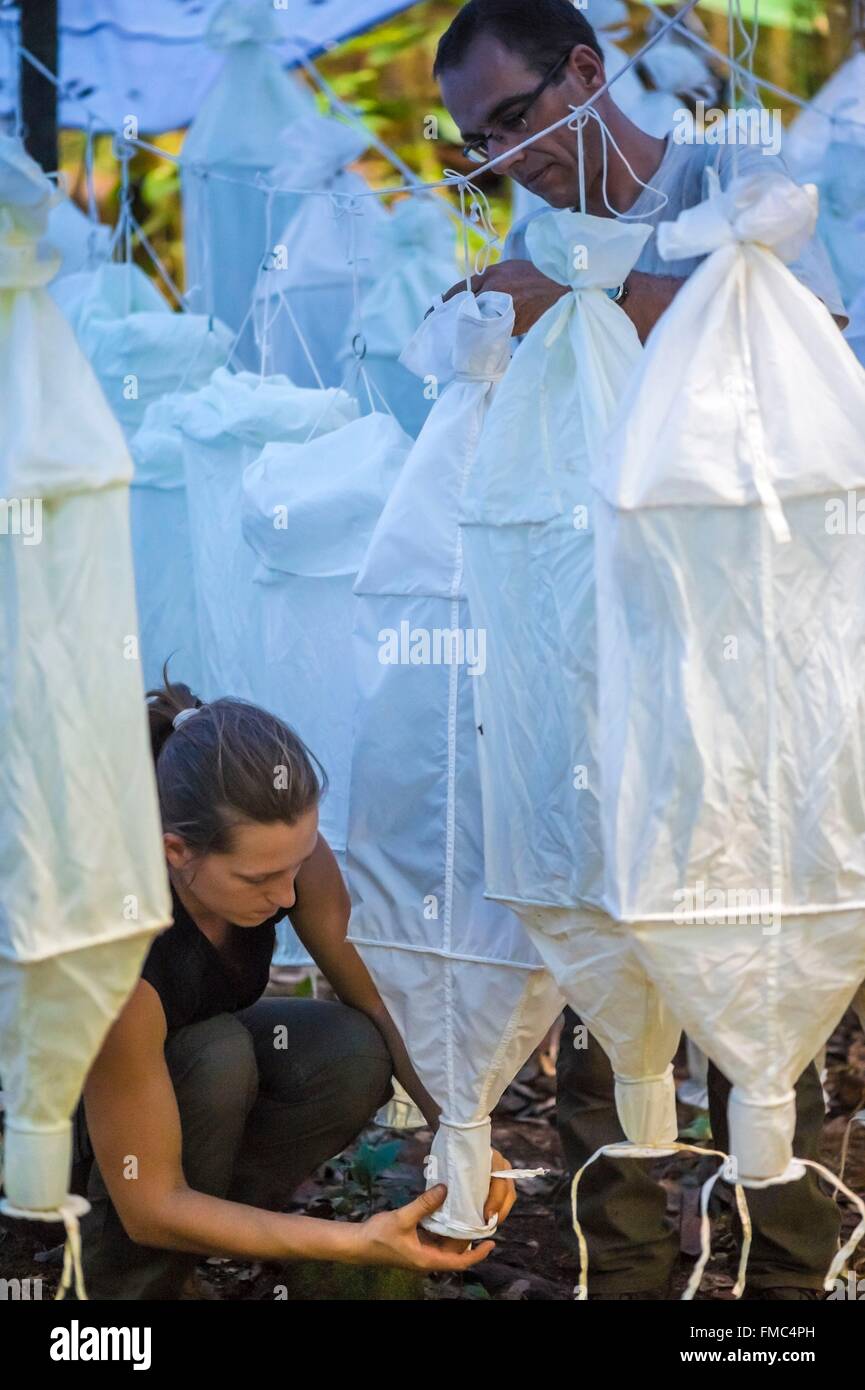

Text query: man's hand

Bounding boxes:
[621,269,686,343]
[442,258,569,337]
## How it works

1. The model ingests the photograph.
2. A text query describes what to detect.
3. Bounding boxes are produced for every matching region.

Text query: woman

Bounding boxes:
[78,676,512,1299]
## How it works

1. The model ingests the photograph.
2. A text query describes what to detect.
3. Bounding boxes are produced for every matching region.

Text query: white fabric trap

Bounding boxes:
[456,209,689,1292]
[242,410,412,857]
[348,289,564,1240]
[50,262,233,439]
[342,198,460,438]
[171,366,358,705]
[50,261,234,691]
[0,139,170,1245]
[253,113,387,389]
[459,209,683,1157]
[594,171,865,1199]
[181,0,316,365]
[129,396,205,692]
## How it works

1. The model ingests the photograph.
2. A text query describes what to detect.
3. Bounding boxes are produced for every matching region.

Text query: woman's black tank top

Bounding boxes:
[141,884,284,1032]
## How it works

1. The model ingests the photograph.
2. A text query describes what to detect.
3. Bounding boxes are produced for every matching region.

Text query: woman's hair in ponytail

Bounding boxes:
[146,663,327,854]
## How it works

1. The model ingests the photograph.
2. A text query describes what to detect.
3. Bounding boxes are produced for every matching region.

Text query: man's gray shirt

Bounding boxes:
[503,136,845,316]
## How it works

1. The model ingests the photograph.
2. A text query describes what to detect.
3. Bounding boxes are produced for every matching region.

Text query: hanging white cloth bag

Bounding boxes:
[0,138,171,1220]
[254,113,387,388]
[51,262,233,438]
[461,209,652,913]
[172,366,358,703]
[458,212,681,1159]
[129,395,206,691]
[349,290,565,1240]
[181,0,315,358]
[594,171,865,1185]
[241,410,412,856]
[50,261,233,690]
[342,198,460,437]
[784,51,865,180]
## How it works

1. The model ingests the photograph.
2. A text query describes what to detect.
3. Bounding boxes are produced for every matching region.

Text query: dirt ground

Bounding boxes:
[2,1011,864,1302]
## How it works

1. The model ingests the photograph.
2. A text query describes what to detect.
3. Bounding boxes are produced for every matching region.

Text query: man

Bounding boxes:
[436,0,845,338]
[434,0,847,1300]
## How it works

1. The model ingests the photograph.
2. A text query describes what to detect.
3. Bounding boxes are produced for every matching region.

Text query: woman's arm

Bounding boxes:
[288,835,441,1127]
[83,977,491,1272]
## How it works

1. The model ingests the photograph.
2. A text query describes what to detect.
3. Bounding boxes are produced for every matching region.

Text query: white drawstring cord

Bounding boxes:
[680,1155,753,1301]
[837,1107,865,1188]
[125,205,189,310]
[444,171,499,293]
[575,112,588,215]
[0,1192,91,1301]
[274,285,329,391]
[570,1140,753,1301]
[799,1159,865,1288]
[566,104,670,221]
[258,186,276,381]
[455,177,473,296]
[56,1200,88,1301]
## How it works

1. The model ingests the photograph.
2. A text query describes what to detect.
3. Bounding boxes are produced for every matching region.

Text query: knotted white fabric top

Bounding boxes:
[0,136,61,290]
[657,170,819,267]
[170,366,359,445]
[356,289,514,598]
[399,288,514,387]
[596,170,865,520]
[526,208,653,293]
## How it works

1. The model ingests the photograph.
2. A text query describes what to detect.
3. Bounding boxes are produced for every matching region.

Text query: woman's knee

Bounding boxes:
[299,1002,393,1120]
[166,1012,260,1126]
[330,1003,391,1058]
[336,1006,394,1107]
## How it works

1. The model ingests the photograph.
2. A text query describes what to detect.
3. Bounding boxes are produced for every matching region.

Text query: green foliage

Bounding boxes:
[460,1279,494,1299]
[698,0,827,32]
[351,1138,404,1188]
[317,1134,407,1220]
[679,1110,713,1143]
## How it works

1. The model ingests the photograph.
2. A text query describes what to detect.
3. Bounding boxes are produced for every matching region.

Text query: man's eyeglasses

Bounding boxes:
[461,50,571,166]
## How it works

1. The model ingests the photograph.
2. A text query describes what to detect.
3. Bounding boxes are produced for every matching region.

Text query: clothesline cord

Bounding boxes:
[7,34,498,247]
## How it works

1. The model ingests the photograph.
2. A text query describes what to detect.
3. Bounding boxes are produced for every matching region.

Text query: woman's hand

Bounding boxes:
[289,836,441,1125]
[413,1149,518,1257]
[347,1186,495,1271]
[485,1148,517,1228]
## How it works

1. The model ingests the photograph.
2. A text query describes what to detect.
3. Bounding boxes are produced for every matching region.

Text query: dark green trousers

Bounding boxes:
[556,1009,839,1294]
[75,998,393,1300]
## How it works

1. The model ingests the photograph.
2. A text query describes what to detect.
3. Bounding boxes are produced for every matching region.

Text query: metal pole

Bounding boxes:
[18,0,58,172]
